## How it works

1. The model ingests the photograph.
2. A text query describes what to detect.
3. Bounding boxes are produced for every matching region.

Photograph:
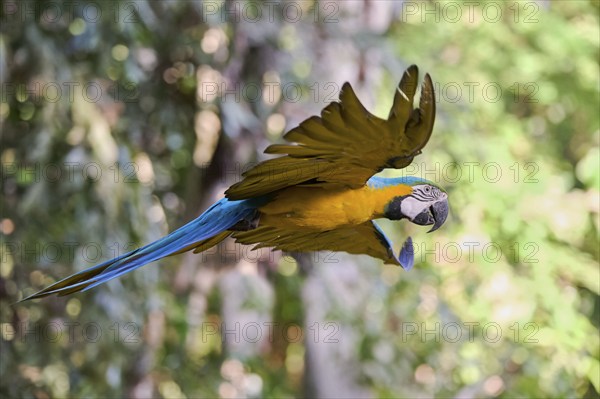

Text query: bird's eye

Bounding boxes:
[424,186,431,192]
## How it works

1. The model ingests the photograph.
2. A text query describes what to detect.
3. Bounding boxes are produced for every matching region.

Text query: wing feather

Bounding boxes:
[226,65,436,200]
[233,221,406,267]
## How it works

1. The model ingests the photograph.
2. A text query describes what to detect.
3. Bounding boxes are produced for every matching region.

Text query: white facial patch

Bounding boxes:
[400,196,430,220]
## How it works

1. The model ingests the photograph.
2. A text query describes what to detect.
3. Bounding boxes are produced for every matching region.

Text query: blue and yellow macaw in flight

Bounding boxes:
[23,65,448,301]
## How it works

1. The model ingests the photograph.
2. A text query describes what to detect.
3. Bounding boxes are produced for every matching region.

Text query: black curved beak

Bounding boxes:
[411,198,449,232]
[428,198,449,232]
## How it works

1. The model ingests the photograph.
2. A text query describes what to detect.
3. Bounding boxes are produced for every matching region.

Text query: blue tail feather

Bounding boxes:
[22,198,257,300]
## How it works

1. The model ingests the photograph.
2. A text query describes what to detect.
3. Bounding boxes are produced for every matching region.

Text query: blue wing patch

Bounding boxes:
[399,236,414,271]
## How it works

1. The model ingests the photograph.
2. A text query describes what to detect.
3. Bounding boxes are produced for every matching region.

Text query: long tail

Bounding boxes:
[21,198,259,300]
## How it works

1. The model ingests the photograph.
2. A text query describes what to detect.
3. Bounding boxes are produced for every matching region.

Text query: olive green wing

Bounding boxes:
[232,221,412,268]
[225,65,436,200]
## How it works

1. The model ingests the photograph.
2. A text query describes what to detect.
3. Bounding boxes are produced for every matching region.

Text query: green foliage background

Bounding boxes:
[1,1,598,398]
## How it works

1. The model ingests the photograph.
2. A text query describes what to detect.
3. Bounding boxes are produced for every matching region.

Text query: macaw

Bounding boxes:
[22,65,448,301]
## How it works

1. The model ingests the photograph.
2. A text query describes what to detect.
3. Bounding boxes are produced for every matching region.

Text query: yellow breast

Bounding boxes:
[258,184,413,230]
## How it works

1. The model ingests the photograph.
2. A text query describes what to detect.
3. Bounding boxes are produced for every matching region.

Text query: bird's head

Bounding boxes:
[384,180,449,232]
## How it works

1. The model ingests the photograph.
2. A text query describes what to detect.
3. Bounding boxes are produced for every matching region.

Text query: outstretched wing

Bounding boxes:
[232,221,414,270]
[226,65,436,200]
